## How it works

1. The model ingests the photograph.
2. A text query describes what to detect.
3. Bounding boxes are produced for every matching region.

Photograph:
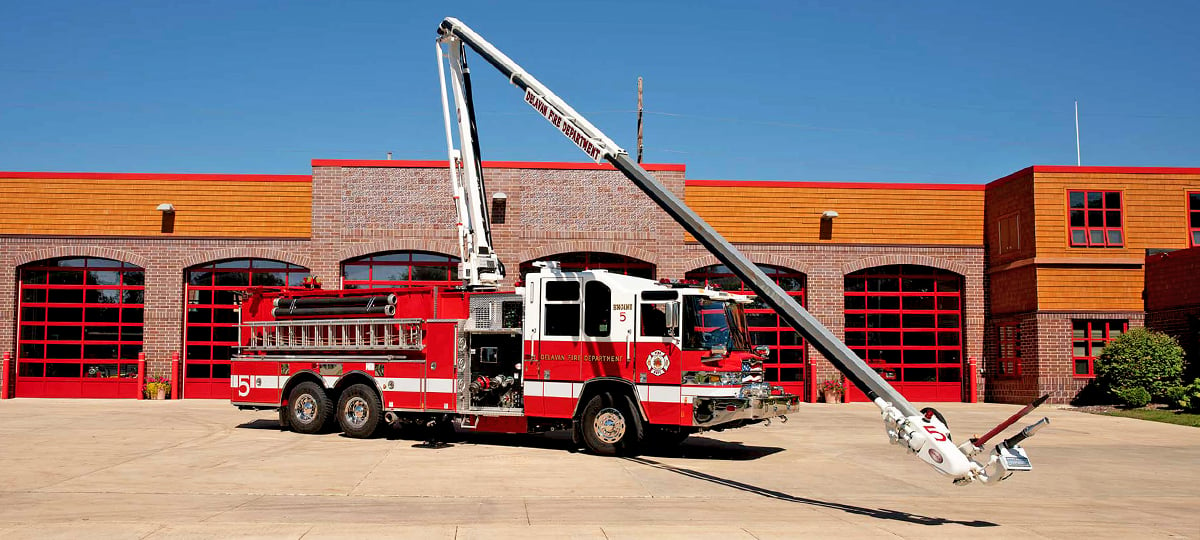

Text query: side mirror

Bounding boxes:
[663,303,680,336]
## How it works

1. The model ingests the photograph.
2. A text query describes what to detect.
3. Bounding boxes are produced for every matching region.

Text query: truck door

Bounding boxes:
[632,291,682,386]
[580,280,632,380]
[529,279,582,417]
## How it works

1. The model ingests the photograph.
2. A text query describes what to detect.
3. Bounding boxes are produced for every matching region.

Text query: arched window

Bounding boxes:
[16,257,144,398]
[341,251,460,289]
[685,264,807,398]
[844,264,963,402]
[520,252,655,279]
[184,259,309,399]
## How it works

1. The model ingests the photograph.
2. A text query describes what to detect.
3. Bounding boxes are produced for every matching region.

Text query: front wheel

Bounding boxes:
[337,384,382,438]
[580,392,644,456]
[287,381,332,434]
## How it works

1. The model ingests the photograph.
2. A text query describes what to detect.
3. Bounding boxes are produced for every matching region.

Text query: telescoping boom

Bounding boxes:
[436,17,1049,485]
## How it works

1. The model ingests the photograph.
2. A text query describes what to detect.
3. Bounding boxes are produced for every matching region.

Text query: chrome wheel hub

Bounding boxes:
[294,394,317,423]
[343,396,369,428]
[594,408,626,444]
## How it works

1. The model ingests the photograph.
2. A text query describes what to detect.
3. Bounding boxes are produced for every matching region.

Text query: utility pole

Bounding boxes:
[636,77,644,163]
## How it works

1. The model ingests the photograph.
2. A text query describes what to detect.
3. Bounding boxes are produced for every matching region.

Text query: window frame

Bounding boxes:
[1067,189,1124,248]
[1071,319,1128,378]
[1188,191,1200,248]
[996,322,1021,379]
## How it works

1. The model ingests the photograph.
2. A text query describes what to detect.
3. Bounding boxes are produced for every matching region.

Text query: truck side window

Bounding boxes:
[545,281,580,301]
[544,281,580,337]
[640,303,668,337]
[545,305,580,336]
[583,281,611,337]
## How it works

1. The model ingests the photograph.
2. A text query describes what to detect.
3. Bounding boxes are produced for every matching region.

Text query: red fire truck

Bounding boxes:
[234,268,795,453]
[232,17,1049,482]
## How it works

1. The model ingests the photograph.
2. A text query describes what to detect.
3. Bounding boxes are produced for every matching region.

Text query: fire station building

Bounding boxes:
[0,160,1197,404]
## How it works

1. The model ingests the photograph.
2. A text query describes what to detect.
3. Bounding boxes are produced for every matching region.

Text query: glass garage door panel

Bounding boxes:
[342,251,460,289]
[844,265,964,402]
[519,252,656,280]
[184,259,309,399]
[16,257,144,398]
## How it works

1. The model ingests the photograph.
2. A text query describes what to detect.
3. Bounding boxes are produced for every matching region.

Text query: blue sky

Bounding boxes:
[1,1,1196,183]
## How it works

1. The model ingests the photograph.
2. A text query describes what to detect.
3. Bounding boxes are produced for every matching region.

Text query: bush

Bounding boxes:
[1114,387,1151,408]
[1095,328,1184,400]
[1167,378,1200,411]
[1164,385,1190,409]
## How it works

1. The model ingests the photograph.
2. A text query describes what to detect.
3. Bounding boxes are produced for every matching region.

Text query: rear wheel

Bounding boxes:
[580,392,644,456]
[287,381,332,434]
[337,383,382,438]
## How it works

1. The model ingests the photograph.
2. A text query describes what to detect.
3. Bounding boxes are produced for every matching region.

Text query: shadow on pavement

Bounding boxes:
[623,456,998,527]
[236,419,285,430]
[383,428,783,460]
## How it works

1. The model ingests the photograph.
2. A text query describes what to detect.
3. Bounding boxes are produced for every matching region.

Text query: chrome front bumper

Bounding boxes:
[692,394,801,428]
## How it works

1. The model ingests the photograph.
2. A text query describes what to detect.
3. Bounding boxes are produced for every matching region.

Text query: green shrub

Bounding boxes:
[1114,386,1151,408]
[1095,328,1184,400]
[1164,385,1190,409]
[1180,378,1200,412]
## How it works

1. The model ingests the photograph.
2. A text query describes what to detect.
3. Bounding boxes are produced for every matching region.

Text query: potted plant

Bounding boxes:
[145,377,171,400]
[820,379,845,404]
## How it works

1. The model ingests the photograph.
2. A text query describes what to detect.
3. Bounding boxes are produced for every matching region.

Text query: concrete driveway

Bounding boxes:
[0,399,1195,539]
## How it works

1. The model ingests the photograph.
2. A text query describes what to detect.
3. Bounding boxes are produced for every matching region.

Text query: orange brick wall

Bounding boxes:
[685,181,984,245]
[0,173,311,238]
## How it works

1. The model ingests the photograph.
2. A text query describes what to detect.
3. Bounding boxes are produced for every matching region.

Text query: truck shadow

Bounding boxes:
[623,456,998,527]
[382,427,783,461]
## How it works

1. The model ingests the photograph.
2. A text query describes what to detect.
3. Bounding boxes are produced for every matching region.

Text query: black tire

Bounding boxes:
[580,392,644,456]
[287,381,332,434]
[336,383,382,438]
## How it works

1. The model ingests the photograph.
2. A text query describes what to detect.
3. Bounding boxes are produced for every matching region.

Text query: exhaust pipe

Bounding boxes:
[384,412,399,424]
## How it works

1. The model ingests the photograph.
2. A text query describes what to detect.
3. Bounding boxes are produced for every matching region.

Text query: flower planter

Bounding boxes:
[823,390,842,404]
[156,387,167,400]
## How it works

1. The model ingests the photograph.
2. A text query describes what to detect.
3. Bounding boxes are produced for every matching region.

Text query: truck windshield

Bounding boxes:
[683,296,751,351]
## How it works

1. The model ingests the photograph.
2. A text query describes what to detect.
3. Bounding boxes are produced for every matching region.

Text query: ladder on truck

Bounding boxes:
[242,318,425,352]
[434,17,1050,485]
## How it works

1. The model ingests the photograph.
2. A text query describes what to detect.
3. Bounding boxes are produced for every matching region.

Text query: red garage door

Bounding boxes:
[519,252,655,280]
[844,265,964,402]
[16,257,145,398]
[686,264,808,400]
[185,259,309,399]
[342,251,460,289]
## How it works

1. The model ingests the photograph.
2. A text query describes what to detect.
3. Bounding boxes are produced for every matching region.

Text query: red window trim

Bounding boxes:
[996,322,1021,379]
[1067,189,1124,248]
[1188,191,1200,248]
[1071,320,1128,378]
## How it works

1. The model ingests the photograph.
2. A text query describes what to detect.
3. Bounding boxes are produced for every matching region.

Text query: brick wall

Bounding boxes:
[0,161,989,403]
[1032,311,1144,403]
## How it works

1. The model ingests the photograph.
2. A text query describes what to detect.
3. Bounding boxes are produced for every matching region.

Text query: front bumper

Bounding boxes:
[692,394,801,428]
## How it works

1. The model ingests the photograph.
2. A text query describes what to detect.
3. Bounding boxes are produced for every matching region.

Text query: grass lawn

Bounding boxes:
[1103,407,1200,427]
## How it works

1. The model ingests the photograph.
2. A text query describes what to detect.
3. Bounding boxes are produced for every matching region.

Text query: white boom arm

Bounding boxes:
[436,38,503,288]
[435,16,1048,484]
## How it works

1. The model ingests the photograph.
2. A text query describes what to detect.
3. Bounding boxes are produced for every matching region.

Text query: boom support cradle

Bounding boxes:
[435,16,1048,484]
